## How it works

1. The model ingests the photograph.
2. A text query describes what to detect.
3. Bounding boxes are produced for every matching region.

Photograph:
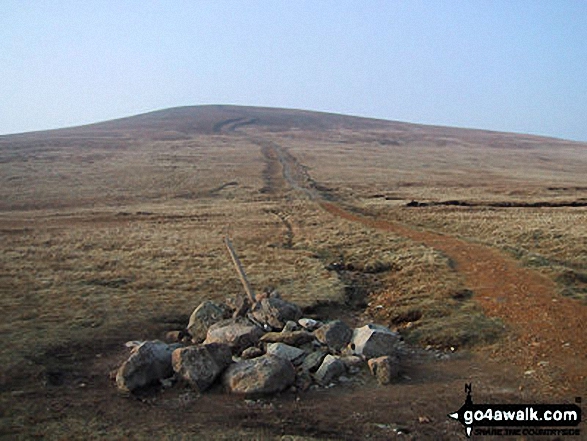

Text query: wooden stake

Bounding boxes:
[224,236,256,305]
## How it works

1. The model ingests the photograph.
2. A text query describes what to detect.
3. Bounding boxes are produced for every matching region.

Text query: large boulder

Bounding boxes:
[172,343,232,392]
[314,320,352,352]
[350,324,401,359]
[222,354,295,395]
[116,340,176,392]
[265,342,306,365]
[204,317,264,354]
[368,355,400,385]
[187,301,227,343]
[250,298,302,331]
[314,354,346,385]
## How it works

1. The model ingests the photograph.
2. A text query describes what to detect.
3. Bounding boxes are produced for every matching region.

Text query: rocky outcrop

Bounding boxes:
[222,354,295,395]
[204,317,264,354]
[116,340,177,392]
[172,343,232,392]
[349,324,401,359]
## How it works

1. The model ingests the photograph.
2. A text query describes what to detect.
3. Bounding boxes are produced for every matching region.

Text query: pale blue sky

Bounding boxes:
[1,1,586,140]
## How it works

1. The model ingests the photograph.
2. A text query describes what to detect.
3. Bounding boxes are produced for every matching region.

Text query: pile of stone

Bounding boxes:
[115,294,402,396]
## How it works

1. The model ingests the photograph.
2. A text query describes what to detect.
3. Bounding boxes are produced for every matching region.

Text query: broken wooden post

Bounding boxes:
[224,236,256,305]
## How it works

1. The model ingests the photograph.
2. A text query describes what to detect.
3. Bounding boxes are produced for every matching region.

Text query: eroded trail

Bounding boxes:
[255,136,587,395]
[320,202,587,396]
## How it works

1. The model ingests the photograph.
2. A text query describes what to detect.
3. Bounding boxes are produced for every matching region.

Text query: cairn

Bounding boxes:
[114,237,403,395]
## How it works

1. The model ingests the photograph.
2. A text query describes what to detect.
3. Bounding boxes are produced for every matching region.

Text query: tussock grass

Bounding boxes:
[371,206,587,301]
[1,112,584,438]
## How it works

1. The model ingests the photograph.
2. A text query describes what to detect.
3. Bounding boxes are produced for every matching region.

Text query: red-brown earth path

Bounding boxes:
[320,202,587,398]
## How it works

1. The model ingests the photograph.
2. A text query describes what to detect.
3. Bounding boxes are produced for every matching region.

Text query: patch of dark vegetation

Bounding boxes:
[309,182,337,200]
[212,117,246,133]
[116,211,154,217]
[451,288,474,300]
[377,138,401,146]
[326,259,396,274]
[259,143,284,195]
[151,313,191,329]
[85,278,131,288]
[213,116,260,134]
[363,260,394,274]
[406,199,587,208]
[323,257,389,309]
[557,270,587,302]
[404,310,504,349]
[209,181,238,196]
[547,186,587,191]
[390,308,423,325]
[301,297,364,324]
[266,209,294,249]
[0,227,33,234]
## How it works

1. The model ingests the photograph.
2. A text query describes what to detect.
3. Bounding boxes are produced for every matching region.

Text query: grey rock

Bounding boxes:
[314,320,352,352]
[204,317,264,354]
[301,350,327,373]
[222,354,295,395]
[250,298,302,331]
[187,301,226,343]
[116,340,175,392]
[266,343,306,365]
[314,354,346,385]
[350,324,401,359]
[229,293,250,318]
[298,318,322,331]
[282,320,300,332]
[340,355,364,370]
[172,343,232,392]
[260,330,314,346]
[241,346,264,359]
[295,371,313,392]
[367,355,400,385]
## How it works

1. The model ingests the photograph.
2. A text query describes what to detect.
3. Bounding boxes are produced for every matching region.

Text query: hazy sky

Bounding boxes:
[1,1,586,141]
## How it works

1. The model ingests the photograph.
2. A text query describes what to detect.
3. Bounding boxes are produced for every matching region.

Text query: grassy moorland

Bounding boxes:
[272,127,587,301]
[1,105,585,439]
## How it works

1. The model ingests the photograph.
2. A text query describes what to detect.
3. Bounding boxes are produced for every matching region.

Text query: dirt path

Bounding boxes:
[255,136,587,396]
[320,202,587,397]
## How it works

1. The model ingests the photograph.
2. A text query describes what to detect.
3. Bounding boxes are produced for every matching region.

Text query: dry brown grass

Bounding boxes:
[270,126,587,302]
[360,205,587,301]
[273,128,587,202]
[1,106,586,439]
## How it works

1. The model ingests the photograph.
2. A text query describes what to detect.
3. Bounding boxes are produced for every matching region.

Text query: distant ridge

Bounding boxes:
[0,105,582,146]
[63,105,397,135]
